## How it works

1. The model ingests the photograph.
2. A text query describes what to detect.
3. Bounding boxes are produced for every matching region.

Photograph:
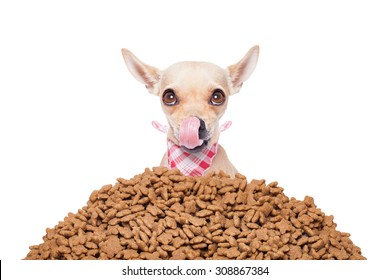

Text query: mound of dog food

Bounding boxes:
[25,167,365,260]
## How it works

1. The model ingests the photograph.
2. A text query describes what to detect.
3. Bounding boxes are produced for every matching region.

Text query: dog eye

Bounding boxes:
[210,89,226,106]
[162,89,178,106]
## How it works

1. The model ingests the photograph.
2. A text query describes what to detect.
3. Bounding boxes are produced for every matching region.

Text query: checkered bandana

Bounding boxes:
[152,121,231,177]
[167,139,217,176]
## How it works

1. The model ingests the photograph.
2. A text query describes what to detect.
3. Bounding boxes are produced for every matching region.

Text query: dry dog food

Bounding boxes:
[25,167,365,260]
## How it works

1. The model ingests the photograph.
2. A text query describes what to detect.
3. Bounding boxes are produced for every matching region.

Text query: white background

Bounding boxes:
[1,0,389,279]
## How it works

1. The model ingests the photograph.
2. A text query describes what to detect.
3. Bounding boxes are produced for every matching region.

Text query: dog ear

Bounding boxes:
[226,45,259,95]
[121,48,161,95]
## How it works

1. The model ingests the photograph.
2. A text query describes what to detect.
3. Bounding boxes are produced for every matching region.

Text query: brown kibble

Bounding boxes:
[130,204,144,213]
[171,248,187,260]
[312,239,325,250]
[225,247,240,258]
[196,209,213,217]
[329,246,349,260]
[24,167,365,260]
[165,216,177,229]
[100,236,123,258]
[192,243,207,249]
[169,175,186,182]
[207,204,224,212]
[212,236,226,243]
[152,166,167,176]
[255,228,269,241]
[85,242,98,249]
[140,251,160,260]
[172,237,185,248]
[156,247,168,258]
[139,231,149,244]
[238,242,250,252]
[72,244,88,256]
[297,236,309,246]
[261,202,273,217]
[290,217,302,229]
[89,190,99,202]
[188,216,206,227]
[182,227,195,239]
[259,245,272,252]
[184,200,197,213]
[288,245,303,260]
[161,244,176,252]
[116,209,132,218]
[304,226,315,237]
[147,205,163,216]
[56,236,68,247]
[195,199,207,209]
[190,236,204,244]
[224,226,241,236]
[222,192,236,205]
[123,249,139,259]
[275,219,292,234]
[243,209,256,223]
[157,232,173,245]
[298,214,313,226]
[208,223,222,232]
[247,222,260,229]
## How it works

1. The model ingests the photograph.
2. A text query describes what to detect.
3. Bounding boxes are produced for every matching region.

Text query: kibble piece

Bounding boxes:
[188,216,206,227]
[100,236,123,258]
[196,209,213,217]
[156,232,173,245]
[224,226,241,237]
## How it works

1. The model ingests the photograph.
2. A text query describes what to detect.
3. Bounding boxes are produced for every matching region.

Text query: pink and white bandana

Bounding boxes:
[152,121,231,176]
[167,139,217,176]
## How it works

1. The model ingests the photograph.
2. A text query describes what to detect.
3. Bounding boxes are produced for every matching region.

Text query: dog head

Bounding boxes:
[122,46,259,152]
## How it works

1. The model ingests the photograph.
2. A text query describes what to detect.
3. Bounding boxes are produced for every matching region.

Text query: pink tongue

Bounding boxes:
[179,117,203,149]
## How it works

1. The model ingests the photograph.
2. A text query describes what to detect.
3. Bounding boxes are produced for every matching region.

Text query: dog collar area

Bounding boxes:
[167,139,218,177]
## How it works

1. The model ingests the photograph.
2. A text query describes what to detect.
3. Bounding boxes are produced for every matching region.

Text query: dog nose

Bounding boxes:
[198,118,208,140]
[198,118,206,131]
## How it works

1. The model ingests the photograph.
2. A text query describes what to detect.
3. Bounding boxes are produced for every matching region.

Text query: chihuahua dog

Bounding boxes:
[121,46,259,177]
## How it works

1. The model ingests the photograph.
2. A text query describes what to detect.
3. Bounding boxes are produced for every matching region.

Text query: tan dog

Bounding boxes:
[122,46,259,177]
